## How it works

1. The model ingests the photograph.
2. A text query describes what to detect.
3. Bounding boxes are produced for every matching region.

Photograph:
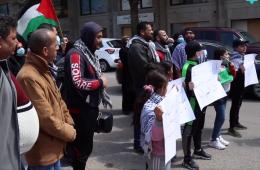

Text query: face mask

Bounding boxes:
[177,37,185,43]
[16,47,25,57]
[56,35,61,46]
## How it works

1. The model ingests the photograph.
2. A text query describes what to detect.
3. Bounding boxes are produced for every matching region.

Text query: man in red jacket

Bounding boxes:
[153,29,172,62]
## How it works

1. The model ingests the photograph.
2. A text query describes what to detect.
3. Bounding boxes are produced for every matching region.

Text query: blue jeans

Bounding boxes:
[28,160,60,170]
[212,97,227,140]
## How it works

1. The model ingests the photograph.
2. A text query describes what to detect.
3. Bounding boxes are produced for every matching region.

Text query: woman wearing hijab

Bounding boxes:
[63,22,111,169]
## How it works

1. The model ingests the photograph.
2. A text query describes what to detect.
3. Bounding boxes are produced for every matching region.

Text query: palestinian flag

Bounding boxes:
[17,0,58,41]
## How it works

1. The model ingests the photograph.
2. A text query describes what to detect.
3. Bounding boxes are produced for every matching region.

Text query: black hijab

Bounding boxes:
[80,21,103,53]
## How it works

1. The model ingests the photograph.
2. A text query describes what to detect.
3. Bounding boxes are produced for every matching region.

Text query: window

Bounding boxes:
[141,0,153,8]
[53,0,68,18]
[121,0,152,11]
[196,31,217,41]
[80,0,107,15]
[121,0,130,10]
[91,0,107,14]
[81,0,90,15]
[107,40,123,48]
[170,0,208,6]
[0,3,9,15]
[220,32,239,47]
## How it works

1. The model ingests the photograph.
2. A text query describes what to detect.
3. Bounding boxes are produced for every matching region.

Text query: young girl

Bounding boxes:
[160,61,174,81]
[209,47,236,149]
[140,70,170,170]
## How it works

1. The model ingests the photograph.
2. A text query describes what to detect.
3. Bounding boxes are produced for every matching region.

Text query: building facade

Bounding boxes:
[1,0,260,41]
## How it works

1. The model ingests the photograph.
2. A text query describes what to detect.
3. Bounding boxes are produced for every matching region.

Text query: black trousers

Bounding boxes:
[229,71,245,129]
[182,106,206,159]
[67,105,99,170]
[121,71,135,113]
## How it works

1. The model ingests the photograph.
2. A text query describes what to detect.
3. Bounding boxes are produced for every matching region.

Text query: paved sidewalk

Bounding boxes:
[62,73,260,170]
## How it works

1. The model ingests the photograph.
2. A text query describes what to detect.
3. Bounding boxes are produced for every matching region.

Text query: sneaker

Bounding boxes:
[209,140,226,150]
[228,128,242,138]
[182,159,199,170]
[218,136,230,146]
[193,149,212,160]
[234,123,247,130]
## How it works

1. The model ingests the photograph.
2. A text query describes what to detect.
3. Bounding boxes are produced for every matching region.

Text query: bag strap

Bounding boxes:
[182,60,197,77]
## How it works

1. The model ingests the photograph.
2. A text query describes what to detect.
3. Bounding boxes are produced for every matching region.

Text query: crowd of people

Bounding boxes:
[1,15,110,170]
[119,22,248,170]
[0,14,249,170]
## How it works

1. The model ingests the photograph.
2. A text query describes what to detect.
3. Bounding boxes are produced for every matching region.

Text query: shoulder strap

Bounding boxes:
[182,60,197,77]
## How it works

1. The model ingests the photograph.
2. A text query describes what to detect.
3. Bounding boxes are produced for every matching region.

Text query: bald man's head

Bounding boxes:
[28,29,53,55]
[28,28,57,62]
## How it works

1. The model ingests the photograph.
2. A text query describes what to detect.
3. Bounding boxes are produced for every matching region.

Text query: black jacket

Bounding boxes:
[8,55,25,76]
[64,48,104,109]
[127,39,154,95]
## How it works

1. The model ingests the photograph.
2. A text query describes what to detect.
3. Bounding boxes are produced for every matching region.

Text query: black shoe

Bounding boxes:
[171,155,177,163]
[193,149,212,160]
[234,123,247,130]
[122,110,131,115]
[182,158,199,170]
[133,146,144,154]
[228,128,242,138]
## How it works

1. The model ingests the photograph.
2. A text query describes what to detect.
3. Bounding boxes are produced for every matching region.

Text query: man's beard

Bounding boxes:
[160,40,168,46]
[143,35,152,42]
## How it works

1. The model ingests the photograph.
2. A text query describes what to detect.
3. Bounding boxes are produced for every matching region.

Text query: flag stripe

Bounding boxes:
[22,15,57,40]
[17,4,41,36]
[37,0,58,22]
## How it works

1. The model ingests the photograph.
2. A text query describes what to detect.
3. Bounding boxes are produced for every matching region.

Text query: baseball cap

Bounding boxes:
[233,39,248,48]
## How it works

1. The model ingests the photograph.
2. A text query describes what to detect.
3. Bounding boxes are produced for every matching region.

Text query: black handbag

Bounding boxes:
[95,112,113,133]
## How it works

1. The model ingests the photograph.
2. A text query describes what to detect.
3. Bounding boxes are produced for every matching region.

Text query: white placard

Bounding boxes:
[166,78,195,124]
[244,54,259,87]
[192,60,227,110]
[160,84,195,165]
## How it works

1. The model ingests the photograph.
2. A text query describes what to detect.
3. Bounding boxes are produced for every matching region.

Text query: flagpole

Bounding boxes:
[57,18,64,39]
[49,0,64,39]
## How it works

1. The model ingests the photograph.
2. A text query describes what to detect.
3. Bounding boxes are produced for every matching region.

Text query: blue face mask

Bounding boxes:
[16,47,25,57]
[177,37,185,43]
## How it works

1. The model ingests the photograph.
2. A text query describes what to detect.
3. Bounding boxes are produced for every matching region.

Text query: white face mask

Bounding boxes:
[56,35,61,47]
[16,47,25,57]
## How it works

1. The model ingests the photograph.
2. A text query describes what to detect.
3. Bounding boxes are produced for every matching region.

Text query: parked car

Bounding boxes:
[186,27,260,54]
[95,38,122,72]
[198,40,260,99]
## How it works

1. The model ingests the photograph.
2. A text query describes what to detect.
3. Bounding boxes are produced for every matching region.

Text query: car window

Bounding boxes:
[107,40,122,48]
[100,41,104,48]
[220,32,239,47]
[256,54,260,64]
[196,31,217,41]
[204,44,217,60]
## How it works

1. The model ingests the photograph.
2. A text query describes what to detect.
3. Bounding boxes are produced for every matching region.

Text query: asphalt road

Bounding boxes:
[62,71,260,170]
